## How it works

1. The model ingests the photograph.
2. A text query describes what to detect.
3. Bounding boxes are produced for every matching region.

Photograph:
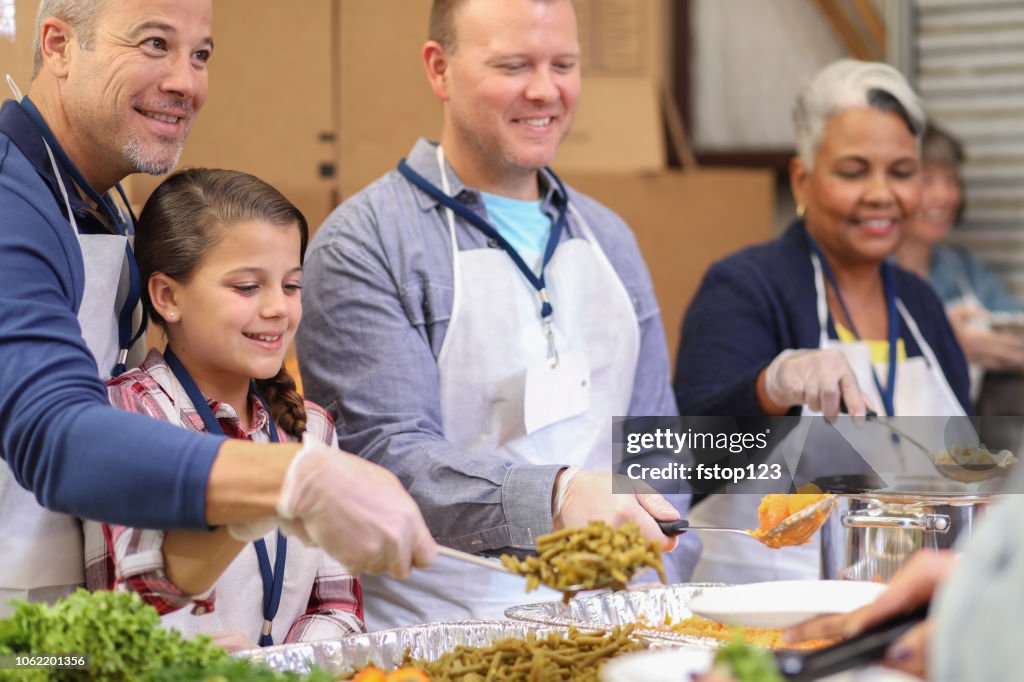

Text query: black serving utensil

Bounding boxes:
[774,604,929,681]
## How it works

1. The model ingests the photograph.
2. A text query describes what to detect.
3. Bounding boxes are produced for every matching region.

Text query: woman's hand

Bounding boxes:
[948,305,1024,371]
[784,550,958,677]
[758,348,873,417]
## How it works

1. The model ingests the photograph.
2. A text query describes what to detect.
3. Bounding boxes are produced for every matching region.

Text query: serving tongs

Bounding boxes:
[436,519,688,592]
[774,604,928,681]
[437,502,839,593]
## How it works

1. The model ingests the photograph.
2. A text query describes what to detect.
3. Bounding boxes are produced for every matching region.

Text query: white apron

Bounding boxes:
[0,125,144,614]
[362,150,641,629]
[689,253,966,584]
[155,532,361,642]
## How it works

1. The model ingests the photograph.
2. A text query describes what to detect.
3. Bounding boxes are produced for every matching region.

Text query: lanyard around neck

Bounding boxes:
[163,346,286,647]
[805,230,899,417]
[396,153,567,322]
[19,97,147,376]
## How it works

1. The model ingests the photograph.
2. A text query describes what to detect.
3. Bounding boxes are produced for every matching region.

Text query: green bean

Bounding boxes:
[340,625,644,681]
[499,520,666,595]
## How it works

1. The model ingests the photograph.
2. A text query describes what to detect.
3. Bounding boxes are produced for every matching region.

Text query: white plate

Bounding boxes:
[687,580,888,628]
[600,648,920,682]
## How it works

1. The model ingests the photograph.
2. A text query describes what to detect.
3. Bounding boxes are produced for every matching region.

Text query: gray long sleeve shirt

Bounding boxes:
[297,138,691,559]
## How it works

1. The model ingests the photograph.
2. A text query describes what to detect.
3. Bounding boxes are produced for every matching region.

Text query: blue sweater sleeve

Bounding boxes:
[674,250,795,416]
[0,136,222,529]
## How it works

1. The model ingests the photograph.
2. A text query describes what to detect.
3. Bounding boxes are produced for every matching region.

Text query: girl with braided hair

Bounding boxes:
[84,168,363,651]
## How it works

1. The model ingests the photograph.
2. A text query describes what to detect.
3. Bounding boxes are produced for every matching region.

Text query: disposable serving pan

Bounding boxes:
[504,583,728,649]
[240,619,617,675]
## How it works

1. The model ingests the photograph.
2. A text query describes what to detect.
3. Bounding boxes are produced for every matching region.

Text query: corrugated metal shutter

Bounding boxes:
[913,0,1024,296]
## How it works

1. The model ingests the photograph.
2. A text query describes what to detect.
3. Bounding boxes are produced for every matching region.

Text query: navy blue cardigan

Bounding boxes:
[673,222,971,416]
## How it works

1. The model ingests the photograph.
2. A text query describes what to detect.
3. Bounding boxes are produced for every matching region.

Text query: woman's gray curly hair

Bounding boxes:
[794,59,925,169]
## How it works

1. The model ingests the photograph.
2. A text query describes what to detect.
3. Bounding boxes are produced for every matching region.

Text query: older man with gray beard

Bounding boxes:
[0,0,434,615]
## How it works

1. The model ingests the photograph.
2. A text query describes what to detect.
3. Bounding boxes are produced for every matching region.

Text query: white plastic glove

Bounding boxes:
[226,517,278,543]
[763,348,872,417]
[275,435,437,578]
[552,469,680,552]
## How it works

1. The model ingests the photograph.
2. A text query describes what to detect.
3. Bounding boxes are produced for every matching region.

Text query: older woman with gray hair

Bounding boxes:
[672,59,970,584]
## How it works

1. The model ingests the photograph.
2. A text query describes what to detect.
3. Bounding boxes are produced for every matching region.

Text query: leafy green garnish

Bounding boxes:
[0,590,331,681]
[712,635,785,682]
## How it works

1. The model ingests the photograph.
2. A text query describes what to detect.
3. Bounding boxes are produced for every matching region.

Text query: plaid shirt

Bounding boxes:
[84,349,364,643]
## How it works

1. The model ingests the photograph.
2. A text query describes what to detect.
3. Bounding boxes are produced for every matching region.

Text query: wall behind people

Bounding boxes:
[690,0,847,154]
[2,0,771,360]
[913,2,1024,303]
[123,0,338,231]
[0,0,33,90]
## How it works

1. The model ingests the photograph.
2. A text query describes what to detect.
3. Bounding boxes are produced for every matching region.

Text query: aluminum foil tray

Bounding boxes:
[505,583,730,649]
[241,620,593,675]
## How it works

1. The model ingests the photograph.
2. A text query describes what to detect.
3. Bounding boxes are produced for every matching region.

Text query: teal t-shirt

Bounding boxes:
[481,191,552,273]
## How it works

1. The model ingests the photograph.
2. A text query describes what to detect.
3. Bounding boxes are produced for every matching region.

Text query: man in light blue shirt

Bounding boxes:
[297,0,697,628]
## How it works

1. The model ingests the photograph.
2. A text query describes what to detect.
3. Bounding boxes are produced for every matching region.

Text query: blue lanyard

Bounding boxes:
[397,158,567,321]
[20,97,147,376]
[804,231,899,417]
[163,346,286,647]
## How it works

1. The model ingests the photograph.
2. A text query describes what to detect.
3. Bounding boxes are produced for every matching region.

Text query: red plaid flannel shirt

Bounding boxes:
[84,349,364,642]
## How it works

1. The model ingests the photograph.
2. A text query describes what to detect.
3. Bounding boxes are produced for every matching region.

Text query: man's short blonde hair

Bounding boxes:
[429,0,559,53]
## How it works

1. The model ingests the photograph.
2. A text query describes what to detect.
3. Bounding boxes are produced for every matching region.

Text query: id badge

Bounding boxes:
[523,351,590,435]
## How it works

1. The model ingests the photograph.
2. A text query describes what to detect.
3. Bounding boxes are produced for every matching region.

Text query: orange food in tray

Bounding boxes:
[660,615,835,650]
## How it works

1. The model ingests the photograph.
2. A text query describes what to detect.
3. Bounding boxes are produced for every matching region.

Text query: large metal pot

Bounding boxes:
[818,475,995,582]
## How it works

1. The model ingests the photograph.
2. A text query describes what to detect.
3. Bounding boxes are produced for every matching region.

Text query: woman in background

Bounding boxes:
[896,124,1024,408]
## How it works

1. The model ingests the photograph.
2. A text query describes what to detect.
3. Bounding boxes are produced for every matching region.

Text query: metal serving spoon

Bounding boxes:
[860,411,1013,483]
[661,496,838,549]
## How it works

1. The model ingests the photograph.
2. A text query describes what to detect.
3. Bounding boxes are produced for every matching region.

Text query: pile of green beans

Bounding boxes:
[499,520,666,595]
[340,625,644,682]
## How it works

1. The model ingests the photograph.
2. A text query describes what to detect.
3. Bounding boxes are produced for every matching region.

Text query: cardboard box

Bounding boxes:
[557,0,668,173]
[561,169,776,363]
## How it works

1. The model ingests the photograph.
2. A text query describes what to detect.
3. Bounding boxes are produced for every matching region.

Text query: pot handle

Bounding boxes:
[841,512,951,533]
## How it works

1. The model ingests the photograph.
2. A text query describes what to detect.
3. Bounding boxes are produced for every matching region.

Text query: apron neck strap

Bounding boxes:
[18,96,147,376]
[397,151,567,321]
[163,345,286,645]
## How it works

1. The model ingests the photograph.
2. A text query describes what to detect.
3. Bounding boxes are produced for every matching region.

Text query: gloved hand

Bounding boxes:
[276,436,437,578]
[226,517,278,543]
[948,305,1024,371]
[762,348,872,417]
[552,469,680,552]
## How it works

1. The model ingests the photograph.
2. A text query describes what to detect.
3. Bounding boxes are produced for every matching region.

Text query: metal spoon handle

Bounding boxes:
[656,518,689,535]
[657,518,752,537]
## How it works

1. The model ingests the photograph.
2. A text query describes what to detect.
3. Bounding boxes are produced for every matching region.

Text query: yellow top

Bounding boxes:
[835,322,907,364]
